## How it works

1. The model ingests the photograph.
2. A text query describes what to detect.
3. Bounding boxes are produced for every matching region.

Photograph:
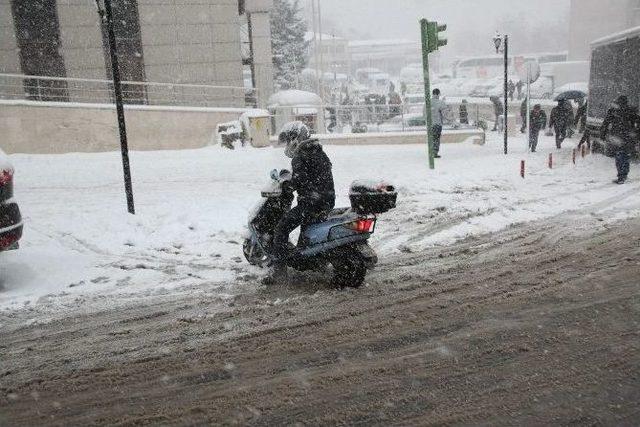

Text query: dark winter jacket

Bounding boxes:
[574,101,588,131]
[490,97,504,116]
[290,139,336,208]
[529,109,547,132]
[549,103,573,129]
[459,104,469,124]
[520,99,528,120]
[601,104,640,154]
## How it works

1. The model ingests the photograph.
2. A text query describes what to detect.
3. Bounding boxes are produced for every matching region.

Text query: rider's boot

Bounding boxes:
[262,262,288,286]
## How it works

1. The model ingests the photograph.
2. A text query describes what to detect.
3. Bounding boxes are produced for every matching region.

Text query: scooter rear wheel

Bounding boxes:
[331,250,367,288]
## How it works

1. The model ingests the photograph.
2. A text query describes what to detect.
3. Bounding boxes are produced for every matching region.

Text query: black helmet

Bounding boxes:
[278,121,310,158]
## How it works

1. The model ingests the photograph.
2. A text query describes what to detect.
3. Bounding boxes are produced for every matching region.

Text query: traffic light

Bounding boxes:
[427,21,448,52]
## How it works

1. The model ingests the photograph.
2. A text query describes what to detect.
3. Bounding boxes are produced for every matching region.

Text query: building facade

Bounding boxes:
[0,0,274,107]
[569,0,640,60]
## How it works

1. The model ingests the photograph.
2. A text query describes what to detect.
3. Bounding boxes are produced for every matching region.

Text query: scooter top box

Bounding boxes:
[349,180,397,214]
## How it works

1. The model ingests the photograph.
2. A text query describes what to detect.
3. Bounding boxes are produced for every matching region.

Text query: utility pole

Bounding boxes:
[95,0,135,214]
[420,19,448,170]
[503,35,509,155]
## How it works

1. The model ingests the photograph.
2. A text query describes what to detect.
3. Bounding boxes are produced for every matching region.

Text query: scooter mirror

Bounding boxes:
[270,169,279,180]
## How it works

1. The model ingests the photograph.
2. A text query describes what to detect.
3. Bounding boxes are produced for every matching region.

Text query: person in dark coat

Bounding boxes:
[459,99,469,125]
[520,97,528,133]
[508,80,516,101]
[549,100,573,148]
[490,96,504,131]
[575,98,590,149]
[266,122,336,284]
[528,104,547,152]
[516,80,524,100]
[601,96,640,184]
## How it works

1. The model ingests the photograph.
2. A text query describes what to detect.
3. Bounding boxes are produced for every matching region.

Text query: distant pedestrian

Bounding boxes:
[516,80,524,100]
[575,98,587,133]
[520,97,528,133]
[565,101,576,138]
[549,100,573,148]
[459,99,469,125]
[490,96,504,131]
[528,104,547,152]
[430,88,448,158]
[575,98,590,149]
[508,79,516,101]
[601,95,640,184]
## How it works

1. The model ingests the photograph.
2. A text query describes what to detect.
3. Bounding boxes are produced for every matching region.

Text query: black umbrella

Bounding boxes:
[554,90,587,101]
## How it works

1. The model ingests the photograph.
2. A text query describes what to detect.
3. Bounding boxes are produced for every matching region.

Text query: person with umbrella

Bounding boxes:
[549,100,573,148]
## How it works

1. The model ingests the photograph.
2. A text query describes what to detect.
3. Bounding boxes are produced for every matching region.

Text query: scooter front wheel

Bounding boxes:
[331,249,367,288]
[243,238,268,266]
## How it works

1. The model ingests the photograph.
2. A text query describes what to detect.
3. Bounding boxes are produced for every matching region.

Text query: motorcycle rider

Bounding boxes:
[264,122,336,284]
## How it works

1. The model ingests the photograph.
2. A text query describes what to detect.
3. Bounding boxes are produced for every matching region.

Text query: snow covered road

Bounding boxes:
[1,132,638,314]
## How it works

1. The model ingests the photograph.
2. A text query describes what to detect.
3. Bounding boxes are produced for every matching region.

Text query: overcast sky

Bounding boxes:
[303,0,571,58]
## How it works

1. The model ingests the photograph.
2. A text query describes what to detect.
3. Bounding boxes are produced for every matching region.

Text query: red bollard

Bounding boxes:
[572,148,576,164]
[548,153,553,169]
[520,160,525,178]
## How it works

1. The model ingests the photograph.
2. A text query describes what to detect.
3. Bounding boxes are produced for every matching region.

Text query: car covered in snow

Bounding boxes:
[0,149,23,252]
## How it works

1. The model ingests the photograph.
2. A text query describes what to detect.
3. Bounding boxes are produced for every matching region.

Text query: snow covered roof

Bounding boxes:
[591,26,640,47]
[267,90,323,107]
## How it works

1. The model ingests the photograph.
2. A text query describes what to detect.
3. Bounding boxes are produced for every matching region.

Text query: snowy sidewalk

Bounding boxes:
[1,132,638,314]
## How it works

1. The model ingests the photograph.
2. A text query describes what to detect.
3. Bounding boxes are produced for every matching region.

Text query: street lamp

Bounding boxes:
[492,31,509,154]
[493,32,502,54]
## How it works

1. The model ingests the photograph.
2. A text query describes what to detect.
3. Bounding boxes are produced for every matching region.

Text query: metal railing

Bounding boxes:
[0,73,257,108]
[266,103,472,135]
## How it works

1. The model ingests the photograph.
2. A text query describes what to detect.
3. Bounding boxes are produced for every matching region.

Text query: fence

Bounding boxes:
[0,73,256,108]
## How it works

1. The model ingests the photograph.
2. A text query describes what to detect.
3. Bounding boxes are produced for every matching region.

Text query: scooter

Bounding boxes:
[243,169,396,288]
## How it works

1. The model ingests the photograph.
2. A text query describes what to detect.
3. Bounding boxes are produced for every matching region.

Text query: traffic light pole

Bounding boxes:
[503,35,509,155]
[420,19,435,170]
[96,0,135,214]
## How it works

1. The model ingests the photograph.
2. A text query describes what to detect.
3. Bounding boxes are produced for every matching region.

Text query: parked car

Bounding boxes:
[0,149,23,251]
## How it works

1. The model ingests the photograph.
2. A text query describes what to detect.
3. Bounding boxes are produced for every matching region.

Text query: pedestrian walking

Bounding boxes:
[528,104,547,152]
[508,79,516,101]
[549,100,573,148]
[490,96,504,132]
[459,99,469,125]
[430,88,448,158]
[575,98,590,149]
[520,97,528,133]
[516,80,524,100]
[601,95,640,184]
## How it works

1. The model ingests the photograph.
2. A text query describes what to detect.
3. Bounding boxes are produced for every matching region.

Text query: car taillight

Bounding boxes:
[0,170,13,187]
[347,218,376,233]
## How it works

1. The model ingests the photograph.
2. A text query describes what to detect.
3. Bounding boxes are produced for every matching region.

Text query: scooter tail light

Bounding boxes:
[347,218,376,233]
[0,170,13,187]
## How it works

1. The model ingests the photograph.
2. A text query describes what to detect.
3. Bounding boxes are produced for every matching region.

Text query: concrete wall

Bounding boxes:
[0,0,20,74]
[57,0,106,81]
[138,0,244,91]
[246,0,275,107]
[0,100,246,154]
